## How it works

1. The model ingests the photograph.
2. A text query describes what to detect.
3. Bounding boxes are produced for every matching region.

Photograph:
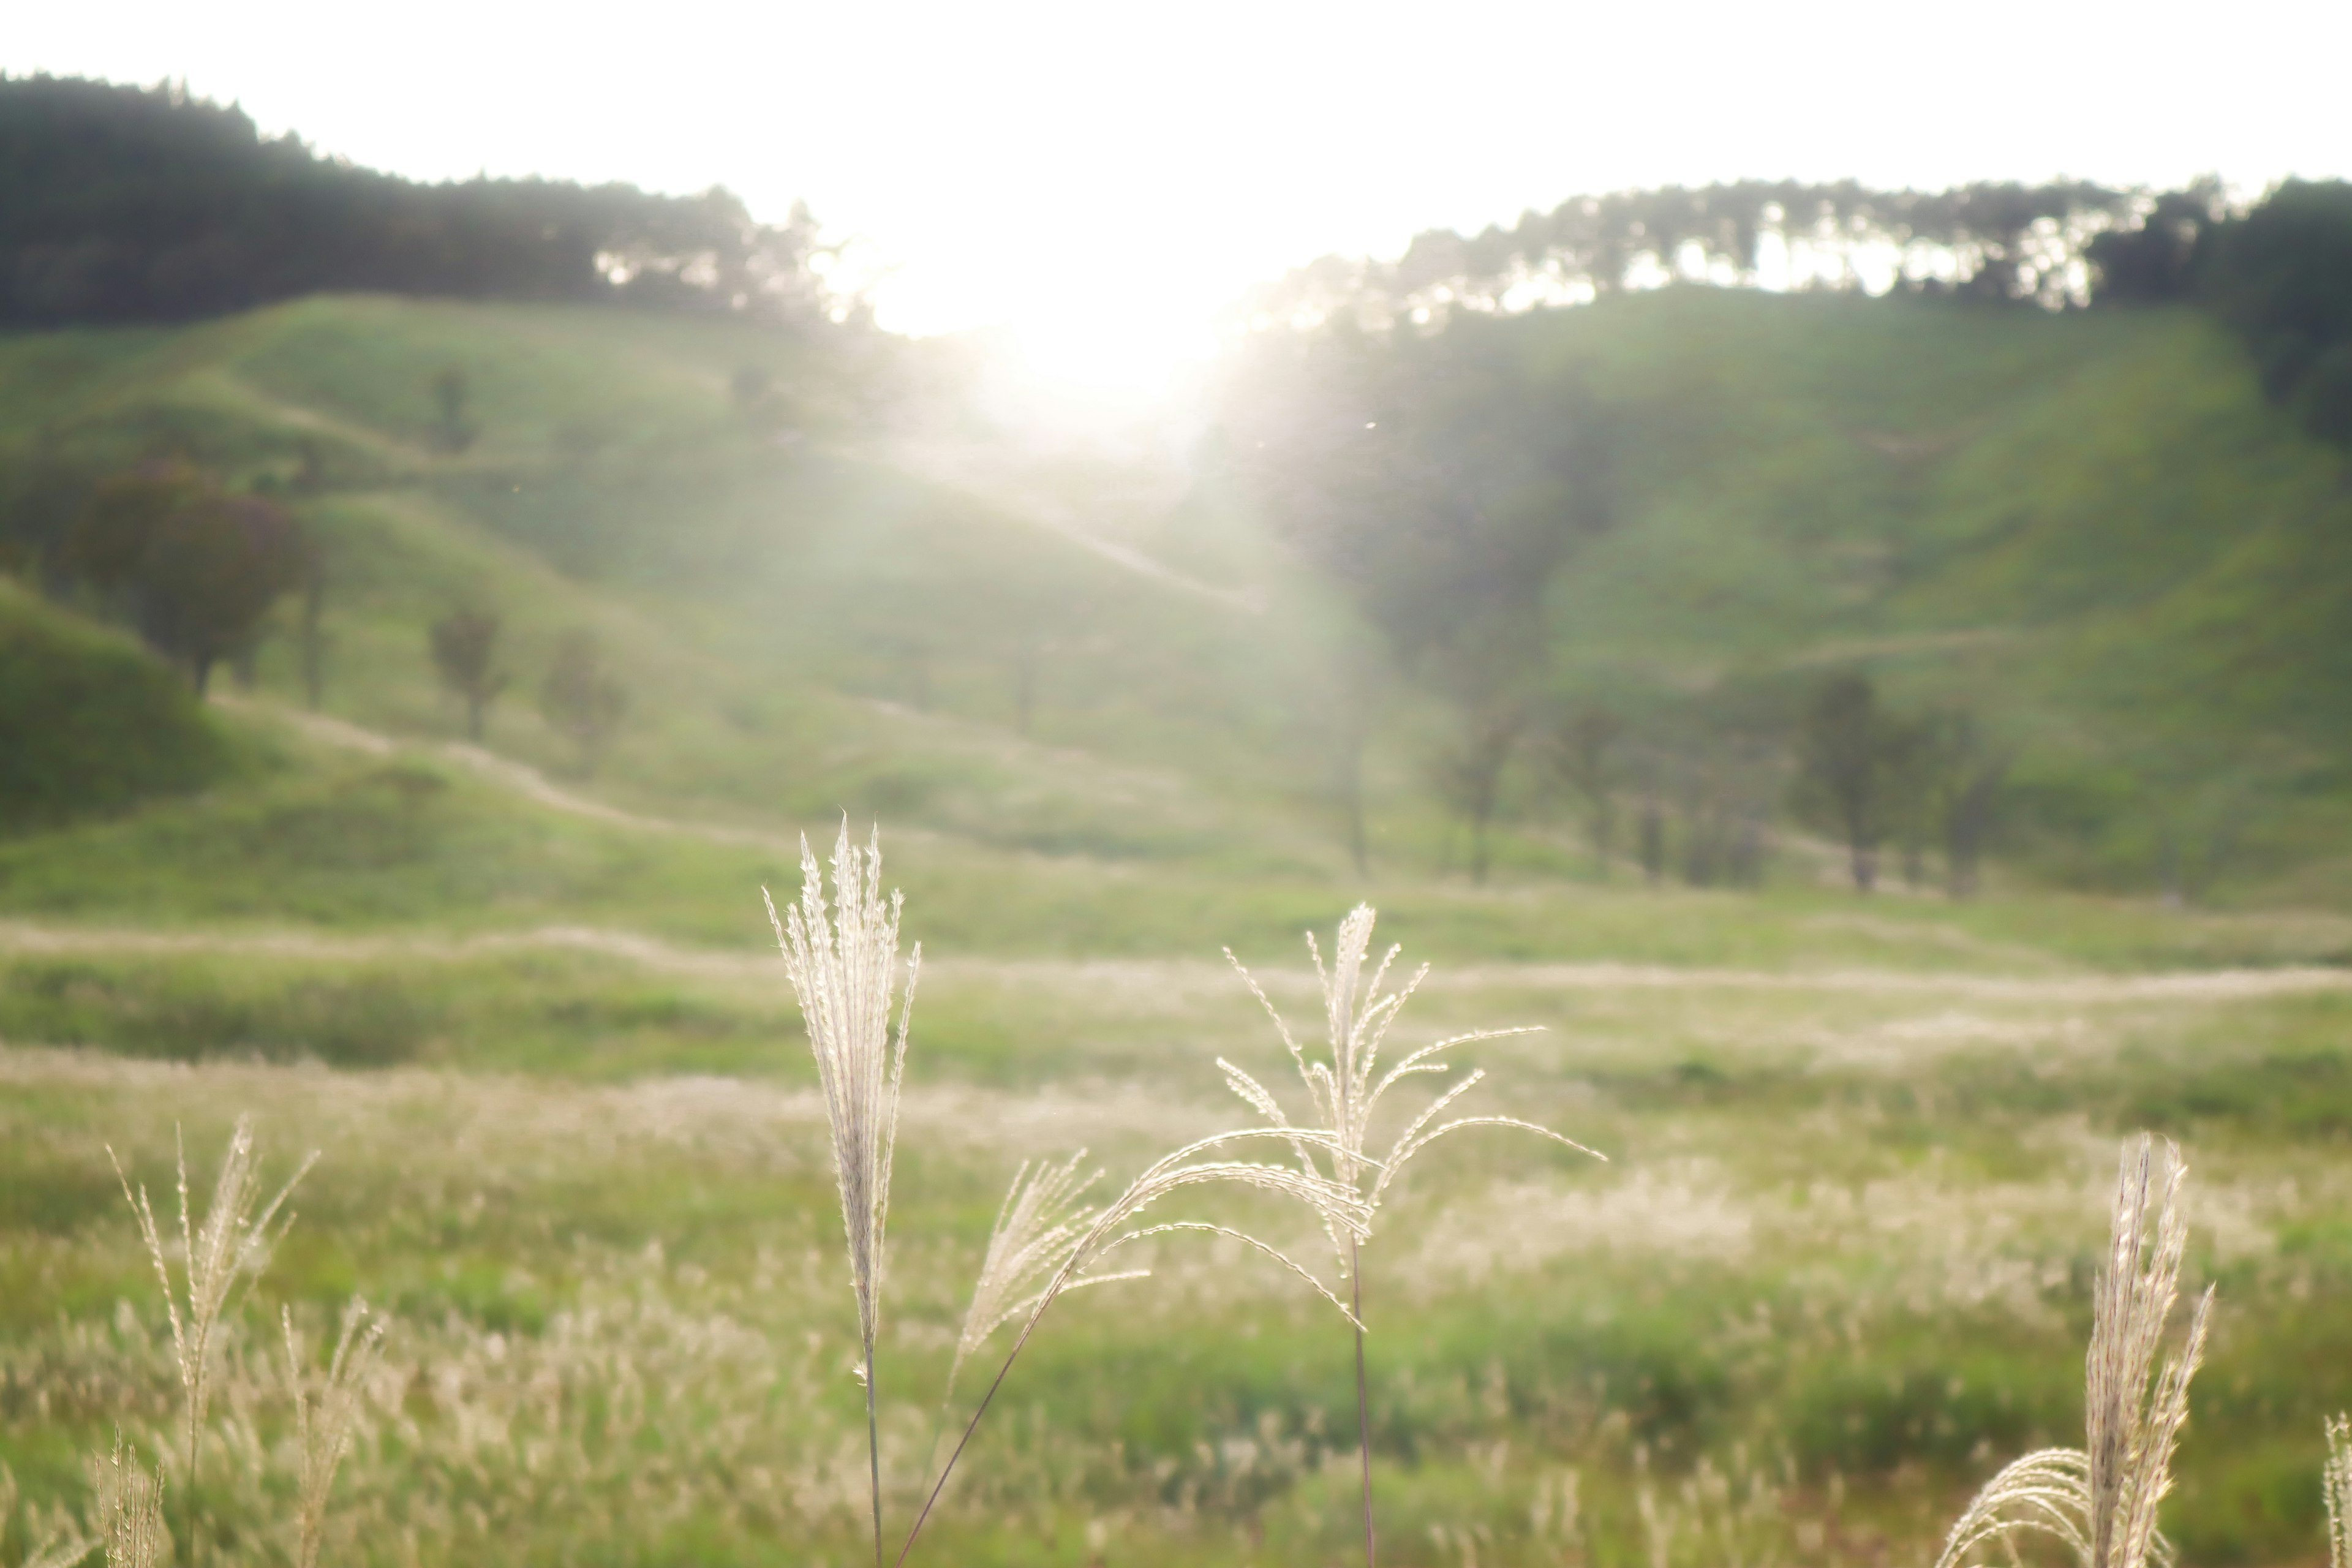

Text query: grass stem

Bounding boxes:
[895,1295,1056,1566]
[1352,1238,1375,1568]
[865,1341,883,1568]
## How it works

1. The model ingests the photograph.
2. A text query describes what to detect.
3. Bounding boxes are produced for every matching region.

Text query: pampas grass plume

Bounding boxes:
[282,1300,384,1568]
[108,1117,314,1532]
[1934,1133,2212,1568]
[764,820,919,1568]
[88,1439,167,1568]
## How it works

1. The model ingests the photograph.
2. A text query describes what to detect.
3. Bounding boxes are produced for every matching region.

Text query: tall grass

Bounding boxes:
[1221,903,1603,1566]
[900,1123,1376,1561]
[279,1303,381,1568]
[31,841,2352,1568]
[108,1118,313,1563]
[89,1438,167,1568]
[1933,1133,2213,1568]
[764,822,917,1568]
[2326,1415,2352,1568]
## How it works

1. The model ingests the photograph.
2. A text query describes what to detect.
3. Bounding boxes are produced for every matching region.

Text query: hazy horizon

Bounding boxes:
[10,0,2348,389]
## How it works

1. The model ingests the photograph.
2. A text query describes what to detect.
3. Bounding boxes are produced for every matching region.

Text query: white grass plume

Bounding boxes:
[2326,1415,2351,1568]
[1934,1133,2212,1568]
[1221,905,1602,1568]
[1219,903,1602,1257]
[903,1126,1373,1564]
[764,822,917,1358]
[948,1153,1142,1400]
[282,1300,384,1568]
[108,1117,314,1525]
[763,820,918,1568]
[88,1438,167,1568]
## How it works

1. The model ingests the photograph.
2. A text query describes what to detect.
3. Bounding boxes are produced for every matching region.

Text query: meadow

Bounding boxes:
[5,866,2351,1567]
[4,285,2351,1567]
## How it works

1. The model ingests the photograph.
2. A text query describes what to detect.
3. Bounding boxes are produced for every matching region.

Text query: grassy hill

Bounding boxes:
[4,285,2351,960]
[9,288,2352,1568]
[1197,288,2352,899]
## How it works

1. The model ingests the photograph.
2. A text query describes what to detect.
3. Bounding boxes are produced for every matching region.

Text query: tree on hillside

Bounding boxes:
[1244,179,2139,325]
[296,533,327,710]
[430,606,508,741]
[1216,317,1616,872]
[430,369,478,456]
[0,77,836,328]
[63,462,307,693]
[0,438,99,594]
[1430,690,1528,884]
[2199,180,2352,451]
[1882,714,1938,891]
[540,630,627,777]
[2086,183,2222,304]
[1923,709,2011,899]
[1637,780,1667,887]
[1546,701,1623,879]
[1793,672,1904,892]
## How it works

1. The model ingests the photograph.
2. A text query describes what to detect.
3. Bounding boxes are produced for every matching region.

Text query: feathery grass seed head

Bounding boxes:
[1932,1134,2211,1568]
[108,1117,315,1492]
[2326,1415,2352,1568]
[88,1438,167,1568]
[764,821,919,1357]
[949,1153,1114,1398]
[1221,904,1600,1260]
[283,1299,385,1568]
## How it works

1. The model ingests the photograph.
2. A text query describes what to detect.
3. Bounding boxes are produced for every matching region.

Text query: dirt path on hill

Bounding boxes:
[216,696,805,858]
[1,915,2346,1006]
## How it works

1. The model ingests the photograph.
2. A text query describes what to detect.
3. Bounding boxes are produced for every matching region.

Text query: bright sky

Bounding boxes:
[10,0,2348,392]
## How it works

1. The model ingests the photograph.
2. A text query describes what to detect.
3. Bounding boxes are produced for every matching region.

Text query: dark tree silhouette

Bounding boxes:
[1431,693,1527,885]
[63,462,306,692]
[429,369,478,456]
[0,75,832,328]
[540,630,627,776]
[1547,703,1623,880]
[1216,317,1614,870]
[429,607,508,741]
[1637,784,1666,888]
[1929,711,2011,899]
[2198,180,2352,450]
[1795,673,1899,893]
[296,533,326,711]
[1243,179,2143,325]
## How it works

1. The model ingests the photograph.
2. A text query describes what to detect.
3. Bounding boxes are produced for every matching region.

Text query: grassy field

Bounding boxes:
[4,287,2352,1567]
[4,889,2351,1568]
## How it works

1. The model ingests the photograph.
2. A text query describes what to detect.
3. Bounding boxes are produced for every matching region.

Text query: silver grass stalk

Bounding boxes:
[1934,1133,2213,1568]
[900,1126,1373,1564]
[88,1438,168,1568]
[2324,1416,2351,1568]
[763,820,918,1568]
[947,1153,1145,1400]
[1221,903,1603,1568]
[282,1300,383,1568]
[108,1117,314,1561]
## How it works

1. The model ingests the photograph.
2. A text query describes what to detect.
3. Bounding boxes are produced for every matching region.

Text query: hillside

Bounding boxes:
[2,285,2350,964]
[1203,287,2352,899]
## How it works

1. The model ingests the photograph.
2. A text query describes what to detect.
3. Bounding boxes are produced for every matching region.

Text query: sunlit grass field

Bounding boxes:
[8,285,2352,1567]
[6,876,2351,1568]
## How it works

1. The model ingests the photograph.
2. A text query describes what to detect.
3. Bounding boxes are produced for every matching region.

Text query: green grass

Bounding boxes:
[7,285,2352,932]
[4,935,2350,1566]
[4,287,2352,1567]
[0,579,241,831]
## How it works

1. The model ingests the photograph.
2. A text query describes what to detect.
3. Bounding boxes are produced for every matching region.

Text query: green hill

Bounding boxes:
[0,578,238,830]
[4,285,2350,957]
[1205,287,2352,899]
